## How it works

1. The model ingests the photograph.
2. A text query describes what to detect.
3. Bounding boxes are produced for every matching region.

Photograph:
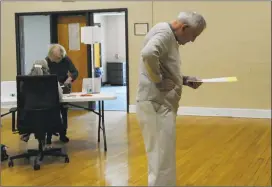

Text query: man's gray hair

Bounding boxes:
[177,11,206,30]
[29,60,50,76]
[48,44,67,58]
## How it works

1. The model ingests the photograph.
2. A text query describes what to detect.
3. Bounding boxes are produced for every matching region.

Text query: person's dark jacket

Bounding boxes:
[45,56,78,84]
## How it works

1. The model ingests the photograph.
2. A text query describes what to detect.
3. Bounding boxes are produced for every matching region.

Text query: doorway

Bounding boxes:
[93,12,127,111]
[15,8,129,112]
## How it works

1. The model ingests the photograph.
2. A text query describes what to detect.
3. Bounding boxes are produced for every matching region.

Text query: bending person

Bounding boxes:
[45,44,79,142]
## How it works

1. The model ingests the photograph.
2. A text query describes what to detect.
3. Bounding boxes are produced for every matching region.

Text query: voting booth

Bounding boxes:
[1,81,17,98]
[1,81,17,109]
[81,26,102,94]
[82,78,101,94]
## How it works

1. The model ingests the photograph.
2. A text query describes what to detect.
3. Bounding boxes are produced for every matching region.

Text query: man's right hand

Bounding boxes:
[156,78,175,91]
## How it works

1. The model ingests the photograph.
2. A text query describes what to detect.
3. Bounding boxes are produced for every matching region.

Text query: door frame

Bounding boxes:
[15,8,130,113]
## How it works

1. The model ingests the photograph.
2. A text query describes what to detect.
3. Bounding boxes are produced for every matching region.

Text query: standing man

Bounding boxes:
[46,44,79,143]
[136,11,207,186]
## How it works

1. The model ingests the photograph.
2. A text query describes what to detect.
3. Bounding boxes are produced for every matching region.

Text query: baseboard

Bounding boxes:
[129,105,271,119]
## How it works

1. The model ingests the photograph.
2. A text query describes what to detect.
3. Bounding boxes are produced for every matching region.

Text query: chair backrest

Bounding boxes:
[16,75,62,136]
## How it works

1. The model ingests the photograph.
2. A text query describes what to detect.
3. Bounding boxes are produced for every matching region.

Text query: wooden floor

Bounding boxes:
[1,110,271,186]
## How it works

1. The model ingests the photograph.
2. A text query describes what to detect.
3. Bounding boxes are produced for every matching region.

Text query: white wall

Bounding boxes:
[94,14,108,82]
[23,15,51,74]
[105,15,126,62]
[93,14,126,83]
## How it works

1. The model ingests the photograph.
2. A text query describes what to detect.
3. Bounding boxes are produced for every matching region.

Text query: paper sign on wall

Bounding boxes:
[68,23,80,50]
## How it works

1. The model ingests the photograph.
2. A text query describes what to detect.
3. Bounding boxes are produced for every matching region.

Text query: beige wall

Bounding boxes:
[1,1,271,109]
[153,1,271,109]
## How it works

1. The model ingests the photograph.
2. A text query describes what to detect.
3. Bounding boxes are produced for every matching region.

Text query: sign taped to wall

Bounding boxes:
[68,23,80,50]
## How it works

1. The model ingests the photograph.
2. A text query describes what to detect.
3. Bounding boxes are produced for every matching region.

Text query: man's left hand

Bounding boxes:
[184,76,203,89]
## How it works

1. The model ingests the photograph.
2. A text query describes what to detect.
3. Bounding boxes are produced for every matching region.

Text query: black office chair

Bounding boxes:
[8,75,69,170]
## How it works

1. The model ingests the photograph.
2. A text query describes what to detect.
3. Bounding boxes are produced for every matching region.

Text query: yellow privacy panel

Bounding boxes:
[94,43,101,68]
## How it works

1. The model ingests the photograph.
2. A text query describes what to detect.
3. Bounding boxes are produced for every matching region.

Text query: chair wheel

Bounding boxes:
[8,160,14,167]
[33,164,40,170]
[64,157,69,163]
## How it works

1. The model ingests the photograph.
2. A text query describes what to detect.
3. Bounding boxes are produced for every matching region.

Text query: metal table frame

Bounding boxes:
[66,101,107,151]
[1,107,17,133]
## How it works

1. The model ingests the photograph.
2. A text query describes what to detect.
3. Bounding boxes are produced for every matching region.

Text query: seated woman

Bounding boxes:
[20,59,69,144]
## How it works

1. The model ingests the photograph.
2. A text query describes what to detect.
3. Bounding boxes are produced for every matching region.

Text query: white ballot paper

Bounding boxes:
[188,77,238,83]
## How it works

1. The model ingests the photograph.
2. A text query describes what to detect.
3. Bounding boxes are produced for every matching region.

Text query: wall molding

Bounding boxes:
[129,105,271,119]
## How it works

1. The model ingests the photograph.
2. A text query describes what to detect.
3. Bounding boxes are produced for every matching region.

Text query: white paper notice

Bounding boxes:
[188,77,238,83]
[68,23,80,50]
